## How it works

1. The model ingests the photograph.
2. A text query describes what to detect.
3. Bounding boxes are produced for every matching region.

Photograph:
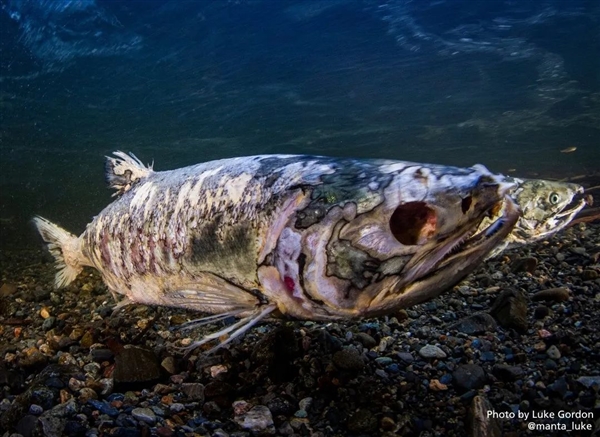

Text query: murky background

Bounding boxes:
[1,0,599,249]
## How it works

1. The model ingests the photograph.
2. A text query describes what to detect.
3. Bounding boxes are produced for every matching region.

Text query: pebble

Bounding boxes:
[490,289,528,333]
[299,397,312,411]
[132,407,156,425]
[88,399,119,417]
[181,383,205,401]
[453,364,486,391]
[160,357,176,374]
[492,364,524,381]
[418,344,447,359]
[234,405,275,434]
[28,404,43,415]
[397,352,415,363]
[332,347,365,370]
[576,376,600,389]
[354,332,377,348]
[533,305,550,319]
[511,256,538,274]
[548,377,568,396]
[449,313,497,335]
[375,356,393,365]
[429,379,447,391]
[546,345,561,359]
[532,287,570,302]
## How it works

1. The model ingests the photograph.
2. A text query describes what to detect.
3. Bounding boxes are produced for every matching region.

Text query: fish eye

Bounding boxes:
[389,201,437,245]
[549,192,560,205]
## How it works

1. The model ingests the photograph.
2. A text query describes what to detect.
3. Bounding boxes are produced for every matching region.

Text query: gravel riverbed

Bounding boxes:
[1,223,599,437]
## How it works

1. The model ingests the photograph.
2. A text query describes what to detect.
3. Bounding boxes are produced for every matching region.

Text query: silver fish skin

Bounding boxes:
[34,152,519,350]
[482,178,586,258]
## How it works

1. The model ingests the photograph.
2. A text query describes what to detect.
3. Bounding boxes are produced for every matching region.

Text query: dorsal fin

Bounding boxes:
[105,151,154,197]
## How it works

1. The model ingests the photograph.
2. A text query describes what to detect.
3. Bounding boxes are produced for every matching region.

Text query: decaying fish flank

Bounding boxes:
[35,152,520,351]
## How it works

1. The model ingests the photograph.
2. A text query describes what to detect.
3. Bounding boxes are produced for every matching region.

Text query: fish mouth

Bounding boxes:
[397,195,518,286]
[378,194,520,309]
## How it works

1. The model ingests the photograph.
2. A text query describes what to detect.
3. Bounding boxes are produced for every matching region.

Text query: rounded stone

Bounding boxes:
[132,407,156,425]
[418,344,447,359]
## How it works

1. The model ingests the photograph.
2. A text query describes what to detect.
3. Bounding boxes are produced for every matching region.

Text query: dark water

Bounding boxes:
[1,0,599,249]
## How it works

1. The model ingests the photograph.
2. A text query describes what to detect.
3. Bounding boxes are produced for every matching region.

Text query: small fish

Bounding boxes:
[34,152,519,351]
[482,178,586,258]
[561,146,577,153]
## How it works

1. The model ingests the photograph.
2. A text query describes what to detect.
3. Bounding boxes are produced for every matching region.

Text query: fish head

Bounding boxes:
[274,161,520,319]
[510,179,586,244]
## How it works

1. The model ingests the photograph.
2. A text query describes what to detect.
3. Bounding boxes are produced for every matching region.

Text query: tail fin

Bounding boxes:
[105,151,153,197]
[33,216,84,288]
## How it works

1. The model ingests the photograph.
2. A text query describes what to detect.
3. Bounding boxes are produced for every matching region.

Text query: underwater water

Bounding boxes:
[0,0,599,249]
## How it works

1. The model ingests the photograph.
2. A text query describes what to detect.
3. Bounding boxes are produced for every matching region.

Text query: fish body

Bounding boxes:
[35,153,519,349]
[481,178,586,258]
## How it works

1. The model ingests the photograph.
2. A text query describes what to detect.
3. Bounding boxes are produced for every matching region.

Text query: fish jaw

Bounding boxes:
[366,195,520,314]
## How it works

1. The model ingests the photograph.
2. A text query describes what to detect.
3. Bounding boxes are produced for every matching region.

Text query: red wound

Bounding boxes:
[284,276,295,292]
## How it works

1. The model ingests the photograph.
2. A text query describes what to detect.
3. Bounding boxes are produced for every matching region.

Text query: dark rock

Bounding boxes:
[532,288,570,302]
[33,286,51,301]
[90,348,113,362]
[64,419,88,437]
[347,409,377,433]
[16,414,38,437]
[582,269,598,280]
[480,351,496,362]
[354,332,377,348]
[113,428,141,437]
[397,352,415,363]
[533,305,550,319]
[181,383,205,402]
[332,347,365,371]
[548,377,568,397]
[511,256,538,274]
[39,414,66,437]
[113,345,160,387]
[266,397,295,416]
[453,364,486,392]
[492,364,524,382]
[31,387,56,410]
[449,313,497,335]
[42,316,56,331]
[490,289,528,333]
[204,381,233,398]
[468,395,501,437]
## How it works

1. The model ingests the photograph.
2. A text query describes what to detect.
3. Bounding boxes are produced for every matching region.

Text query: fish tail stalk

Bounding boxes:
[33,216,85,288]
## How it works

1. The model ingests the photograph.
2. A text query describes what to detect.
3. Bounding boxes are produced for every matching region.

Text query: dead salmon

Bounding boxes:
[34,152,519,350]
